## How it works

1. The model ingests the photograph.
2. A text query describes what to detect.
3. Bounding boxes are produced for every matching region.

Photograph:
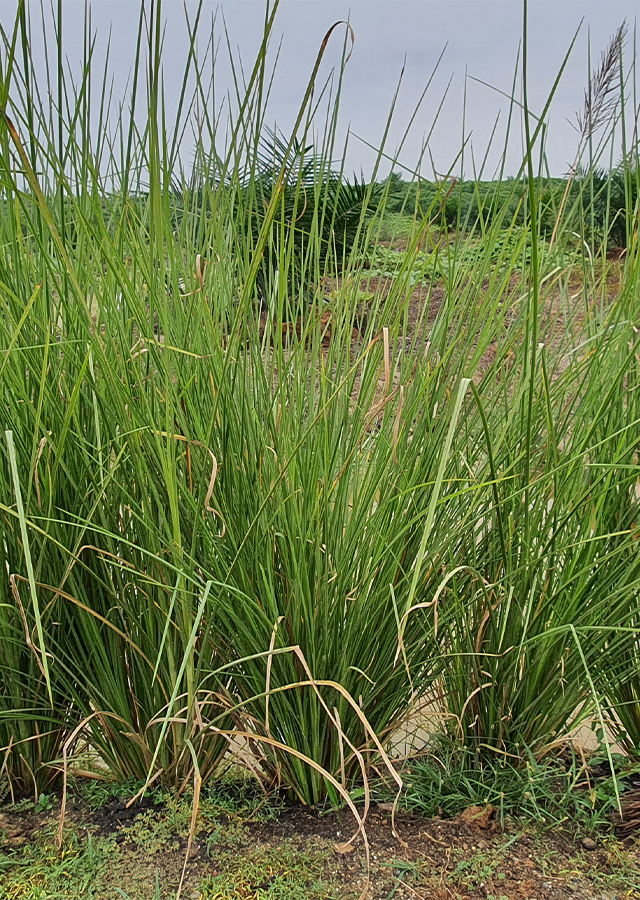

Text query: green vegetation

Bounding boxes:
[401,737,626,830]
[0,0,639,877]
[199,840,337,900]
[2,770,639,899]
[379,168,640,249]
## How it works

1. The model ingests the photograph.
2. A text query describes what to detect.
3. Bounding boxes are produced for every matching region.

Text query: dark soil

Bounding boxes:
[2,793,639,899]
[88,795,166,838]
[259,802,640,900]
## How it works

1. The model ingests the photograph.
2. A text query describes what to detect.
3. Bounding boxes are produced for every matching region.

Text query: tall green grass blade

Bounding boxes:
[5,430,52,704]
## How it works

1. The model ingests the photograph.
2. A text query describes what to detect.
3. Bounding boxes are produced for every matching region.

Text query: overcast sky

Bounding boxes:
[0,0,638,180]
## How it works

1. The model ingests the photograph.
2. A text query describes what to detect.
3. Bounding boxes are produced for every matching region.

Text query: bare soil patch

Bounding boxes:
[2,792,639,899]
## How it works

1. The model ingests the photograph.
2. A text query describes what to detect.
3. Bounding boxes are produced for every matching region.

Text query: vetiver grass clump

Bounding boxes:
[0,0,639,823]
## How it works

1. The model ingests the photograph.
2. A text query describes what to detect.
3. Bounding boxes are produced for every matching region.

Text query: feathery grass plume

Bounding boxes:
[575,23,628,140]
[549,22,627,248]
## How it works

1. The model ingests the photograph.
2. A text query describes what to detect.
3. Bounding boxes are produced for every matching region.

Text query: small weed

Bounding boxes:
[114,871,161,900]
[120,799,188,855]
[2,791,56,815]
[0,825,104,899]
[113,778,267,856]
[204,820,248,855]
[199,838,337,900]
[199,773,284,824]
[6,797,36,813]
[380,859,425,897]
[34,794,54,814]
[453,849,506,889]
[70,776,149,811]
[403,736,624,832]
[585,836,640,894]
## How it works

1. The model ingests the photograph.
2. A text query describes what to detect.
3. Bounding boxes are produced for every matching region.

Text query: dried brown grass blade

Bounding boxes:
[383,326,391,395]
[176,740,202,900]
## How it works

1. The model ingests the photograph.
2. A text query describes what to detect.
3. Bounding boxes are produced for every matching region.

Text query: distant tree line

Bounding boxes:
[379,165,639,249]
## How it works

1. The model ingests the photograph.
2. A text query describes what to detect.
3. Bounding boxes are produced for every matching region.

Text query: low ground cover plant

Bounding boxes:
[401,738,627,829]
